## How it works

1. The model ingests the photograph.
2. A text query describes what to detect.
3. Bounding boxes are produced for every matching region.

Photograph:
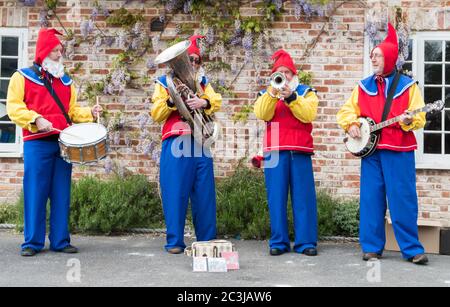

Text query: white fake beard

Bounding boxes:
[372,65,383,76]
[42,57,65,78]
[288,75,299,91]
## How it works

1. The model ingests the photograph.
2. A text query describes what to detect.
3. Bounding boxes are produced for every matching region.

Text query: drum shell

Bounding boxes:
[58,123,108,165]
[59,137,107,165]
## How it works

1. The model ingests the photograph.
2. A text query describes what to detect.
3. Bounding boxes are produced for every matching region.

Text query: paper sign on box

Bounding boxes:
[221,251,240,270]
[207,258,228,272]
[193,257,208,272]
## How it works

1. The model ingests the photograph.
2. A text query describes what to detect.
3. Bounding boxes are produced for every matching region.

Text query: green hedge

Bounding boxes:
[4,168,359,238]
[0,203,18,224]
[215,166,360,239]
[69,175,164,234]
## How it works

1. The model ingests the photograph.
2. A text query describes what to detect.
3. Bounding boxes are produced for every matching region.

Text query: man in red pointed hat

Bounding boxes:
[151,35,222,254]
[254,49,319,256]
[337,23,428,264]
[6,28,102,257]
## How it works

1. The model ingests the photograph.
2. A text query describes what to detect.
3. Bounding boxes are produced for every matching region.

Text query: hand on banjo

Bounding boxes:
[399,110,413,125]
[348,124,361,139]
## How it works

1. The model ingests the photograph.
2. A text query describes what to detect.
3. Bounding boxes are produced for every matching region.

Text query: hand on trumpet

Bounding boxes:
[269,84,293,100]
[279,84,294,100]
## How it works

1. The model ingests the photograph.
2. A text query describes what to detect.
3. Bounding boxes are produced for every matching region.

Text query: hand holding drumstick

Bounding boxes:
[92,97,104,123]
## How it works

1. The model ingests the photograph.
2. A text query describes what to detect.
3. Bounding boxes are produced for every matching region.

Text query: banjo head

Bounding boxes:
[345,118,374,156]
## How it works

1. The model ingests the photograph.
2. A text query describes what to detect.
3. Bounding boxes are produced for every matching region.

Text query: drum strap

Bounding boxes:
[380,71,400,125]
[30,64,72,125]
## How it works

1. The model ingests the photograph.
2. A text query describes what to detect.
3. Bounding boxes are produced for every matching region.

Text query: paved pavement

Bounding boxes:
[1,230,449,287]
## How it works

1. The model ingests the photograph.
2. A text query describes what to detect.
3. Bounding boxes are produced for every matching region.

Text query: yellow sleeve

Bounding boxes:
[287,90,319,123]
[68,84,93,124]
[400,83,426,131]
[254,88,278,122]
[336,86,361,132]
[201,83,222,115]
[150,83,176,123]
[6,72,41,133]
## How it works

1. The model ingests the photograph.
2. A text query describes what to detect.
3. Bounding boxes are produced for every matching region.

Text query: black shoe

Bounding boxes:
[302,248,318,256]
[167,247,184,255]
[59,245,78,254]
[269,248,286,256]
[408,254,429,265]
[363,253,382,261]
[21,248,37,257]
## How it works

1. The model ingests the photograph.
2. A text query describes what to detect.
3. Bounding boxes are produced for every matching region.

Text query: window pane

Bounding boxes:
[424,87,442,104]
[0,101,9,121]
[407,39,413,61]
[0,123,16,144]
[425,64,442,85]
[0,79,9,99]
[446,134,450,154]
[425,112,442,131]
[446,88,450,108]
[446,111,450,132]
[446,65,450,85]
[425,41,443,62]
[402,62,412,73]
[447,41,450,62]
[1,37,18,56]
[1,58,18,78]
[424,133,442,154]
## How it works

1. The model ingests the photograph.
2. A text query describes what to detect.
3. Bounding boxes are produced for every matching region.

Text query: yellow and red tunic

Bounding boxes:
[6,65,93,141]
[337,73,426,152]
[254,85,319,153]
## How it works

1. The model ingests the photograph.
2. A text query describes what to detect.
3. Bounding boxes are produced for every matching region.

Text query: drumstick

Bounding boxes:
[52,128,85,140]
[96,96,100,124]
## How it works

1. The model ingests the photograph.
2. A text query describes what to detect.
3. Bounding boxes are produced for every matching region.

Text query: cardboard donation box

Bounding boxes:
[186,240,240,272]
[385,218,441,254]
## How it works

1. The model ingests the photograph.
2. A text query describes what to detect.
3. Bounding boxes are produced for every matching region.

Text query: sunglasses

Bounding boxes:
[189,56,201,65]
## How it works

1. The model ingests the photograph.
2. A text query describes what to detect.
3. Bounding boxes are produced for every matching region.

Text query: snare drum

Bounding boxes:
[59,123,108,165]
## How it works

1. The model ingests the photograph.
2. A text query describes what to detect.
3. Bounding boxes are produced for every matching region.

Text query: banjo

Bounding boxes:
[344,100,444,158]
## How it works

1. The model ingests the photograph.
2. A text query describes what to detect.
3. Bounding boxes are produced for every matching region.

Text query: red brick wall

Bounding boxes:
[0,0,449,226]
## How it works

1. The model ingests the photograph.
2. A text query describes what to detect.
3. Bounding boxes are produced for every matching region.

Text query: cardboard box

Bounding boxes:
[385,218,441,254]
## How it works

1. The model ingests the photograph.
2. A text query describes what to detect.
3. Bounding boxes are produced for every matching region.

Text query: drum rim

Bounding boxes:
[58,123,108,145]
[59,136,108,148]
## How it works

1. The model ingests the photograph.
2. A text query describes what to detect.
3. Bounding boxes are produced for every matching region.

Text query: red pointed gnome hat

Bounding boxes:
[271,49,297,75]
[35,28,63,65]
[372,23,399,75]
[187,35,205,58]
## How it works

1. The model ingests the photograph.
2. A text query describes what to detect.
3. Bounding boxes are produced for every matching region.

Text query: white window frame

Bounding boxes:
[0,28,28,158]
[364,32,450,170]
[415,32,450,170]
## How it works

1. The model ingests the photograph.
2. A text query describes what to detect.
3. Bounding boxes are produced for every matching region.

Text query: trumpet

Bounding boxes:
[269,72,299,100]
[270,72,287,91]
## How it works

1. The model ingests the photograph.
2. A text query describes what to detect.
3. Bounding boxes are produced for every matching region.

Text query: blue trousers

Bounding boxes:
[264,151,318,253]
[360,150,424,259]
[22,140,72,252]
[160,135,217,250]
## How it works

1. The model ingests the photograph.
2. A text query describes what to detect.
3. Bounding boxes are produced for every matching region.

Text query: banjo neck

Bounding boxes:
[370,106,426,133]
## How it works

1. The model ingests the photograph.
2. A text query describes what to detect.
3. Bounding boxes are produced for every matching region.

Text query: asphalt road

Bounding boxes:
[1,230,449,287]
